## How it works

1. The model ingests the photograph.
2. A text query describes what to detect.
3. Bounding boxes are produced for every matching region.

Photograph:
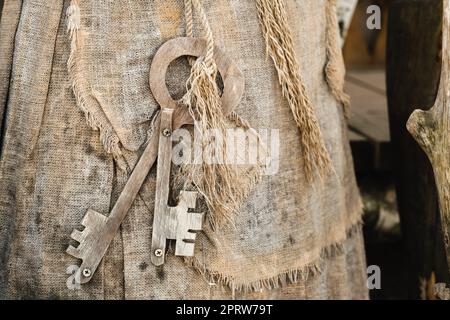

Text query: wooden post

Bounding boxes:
[386,0,450,299]
[407,0,450,270]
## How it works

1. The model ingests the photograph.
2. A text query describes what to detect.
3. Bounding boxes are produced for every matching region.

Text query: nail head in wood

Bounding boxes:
[82,268,92,278]
[162,128,172,137]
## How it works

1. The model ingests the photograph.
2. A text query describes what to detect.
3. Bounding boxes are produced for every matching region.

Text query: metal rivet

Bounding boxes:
[162,128,171,137]
[154,249,163,257]
[82,268,92,278]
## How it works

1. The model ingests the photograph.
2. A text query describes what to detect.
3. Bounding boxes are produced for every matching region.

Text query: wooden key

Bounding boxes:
[66,37,244,283]
[149,37,244,265]
[150,108,204,266]
[66,118,161,284]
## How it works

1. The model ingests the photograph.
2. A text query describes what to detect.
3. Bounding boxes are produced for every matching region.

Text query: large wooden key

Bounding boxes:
[66,37,244,283]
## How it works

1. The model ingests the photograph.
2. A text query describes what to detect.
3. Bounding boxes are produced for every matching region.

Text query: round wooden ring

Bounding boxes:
[149,37,245,128]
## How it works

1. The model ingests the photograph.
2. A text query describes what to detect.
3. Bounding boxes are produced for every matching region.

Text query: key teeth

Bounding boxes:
[81,209,107,228]
[66,245,81,259]
[179,191,198,209]
[70,229,84,243]
[178,243,195,256]
[175,239,196,256]
[189,212,204,231]
[187,231,200,241]
[174,212,203,257]
[184,228,198,242]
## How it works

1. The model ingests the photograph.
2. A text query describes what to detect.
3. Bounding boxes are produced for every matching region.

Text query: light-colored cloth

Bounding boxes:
[0,0,367,299]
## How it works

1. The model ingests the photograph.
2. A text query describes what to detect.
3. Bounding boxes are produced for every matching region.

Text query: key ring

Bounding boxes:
[149,37,245,128]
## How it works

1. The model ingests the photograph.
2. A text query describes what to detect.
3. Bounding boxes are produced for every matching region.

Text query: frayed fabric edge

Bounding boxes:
[185,220,364,294]
[67,0,125,169]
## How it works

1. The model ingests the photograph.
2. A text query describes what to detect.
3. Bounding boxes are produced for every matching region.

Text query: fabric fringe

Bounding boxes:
[66,0,123,164]
[186,254,322,293]
[185,222,363,293]
[255,0,332,181]
[325,0,351,116]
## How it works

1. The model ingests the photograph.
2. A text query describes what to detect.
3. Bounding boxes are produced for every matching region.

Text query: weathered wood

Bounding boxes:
[149,37,245,129]
[66,117,161,284]
[67,37,244,283]
[150,109,203,266]
[149,37,244,265]
[346,69,392,173]
[407,0,450,270]
[386,0,449,298]
[407,0,450,267]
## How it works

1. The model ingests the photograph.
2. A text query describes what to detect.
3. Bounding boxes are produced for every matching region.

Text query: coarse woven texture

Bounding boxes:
[0,0,367,299]
[0,0,21,149]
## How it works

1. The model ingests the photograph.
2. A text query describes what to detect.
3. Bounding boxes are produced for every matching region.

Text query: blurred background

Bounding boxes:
[340,0,449,299]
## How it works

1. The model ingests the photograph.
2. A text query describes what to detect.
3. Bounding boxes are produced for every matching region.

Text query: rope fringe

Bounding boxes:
[255,0,332,181]
[179,0,264,228]
[325,0,351,116]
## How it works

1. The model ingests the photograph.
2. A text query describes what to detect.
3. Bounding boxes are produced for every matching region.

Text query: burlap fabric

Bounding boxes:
[0,0,368,299]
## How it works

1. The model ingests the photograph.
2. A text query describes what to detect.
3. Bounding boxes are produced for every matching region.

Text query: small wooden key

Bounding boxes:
[66,37,244,283]
[150,108,203,266]
[148,37,244,266]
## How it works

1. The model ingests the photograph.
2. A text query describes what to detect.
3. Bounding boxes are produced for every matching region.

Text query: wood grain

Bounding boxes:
[150,109,203,266]
[386,0,449,298]
[407,0,450,274]
[67,116,161,284]
[149,37,245,128]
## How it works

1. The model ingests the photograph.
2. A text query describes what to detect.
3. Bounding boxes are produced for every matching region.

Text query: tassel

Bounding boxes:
[179,0,263,228]
[325,0,351,116]
[255,0,332,180]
